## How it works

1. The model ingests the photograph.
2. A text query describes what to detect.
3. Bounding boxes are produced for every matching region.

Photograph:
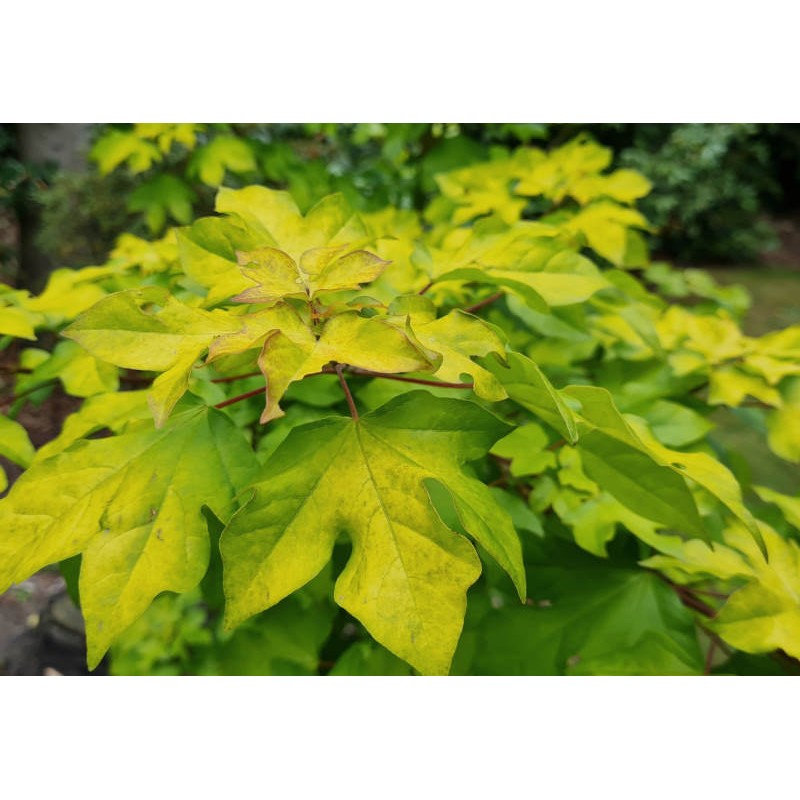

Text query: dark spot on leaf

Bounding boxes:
[671,462,686,470]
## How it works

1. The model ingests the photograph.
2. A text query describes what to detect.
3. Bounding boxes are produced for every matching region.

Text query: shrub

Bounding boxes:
[1,135,799,675]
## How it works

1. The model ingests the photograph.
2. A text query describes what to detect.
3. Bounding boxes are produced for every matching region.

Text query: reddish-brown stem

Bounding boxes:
[211,371,262,384]
[547,438,566,452]
[214,387,264,409]
[335,364,359,421]
[418,281,434,295]
[342,366,473,390]
[463,291,504,314]
[672,584,717,618]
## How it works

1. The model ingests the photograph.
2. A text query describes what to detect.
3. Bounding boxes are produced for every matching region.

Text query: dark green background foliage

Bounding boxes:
[3,123,800,286]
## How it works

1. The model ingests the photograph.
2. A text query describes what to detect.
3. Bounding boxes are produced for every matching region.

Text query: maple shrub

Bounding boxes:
[1,134,800,675]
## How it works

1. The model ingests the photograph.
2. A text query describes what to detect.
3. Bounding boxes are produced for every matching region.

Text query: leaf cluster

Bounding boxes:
[1,135,799,675]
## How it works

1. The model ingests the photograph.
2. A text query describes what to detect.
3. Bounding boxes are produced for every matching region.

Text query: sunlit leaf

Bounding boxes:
[221,393,519,674]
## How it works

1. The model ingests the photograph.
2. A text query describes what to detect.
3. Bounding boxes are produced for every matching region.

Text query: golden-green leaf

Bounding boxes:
[0,403,258,668]
[257,312,438,422]
[221,393,521,675]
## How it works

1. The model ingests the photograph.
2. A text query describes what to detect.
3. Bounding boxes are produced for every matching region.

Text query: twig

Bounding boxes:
[418,281,434,295]
[214,387,264,409]
[463,291,504,314]
[335,364,359,421]
[671,584,717,618]
[340,366,473,390]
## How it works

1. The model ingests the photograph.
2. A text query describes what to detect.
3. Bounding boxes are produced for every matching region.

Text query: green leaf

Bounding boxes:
[754,486,800,530]
[63,287,241,372]
[491,423,557,476]
[216,187,370,258]
[437,264,609,309]
[0,305,39,340]
[569,170,652,205]
[406,310,508,401]
[128,174,196,232]
[134,123,202,153]
[206,304,304,362]
[744,353,800,385]
[767,381,800,463]
[175,216,258,306]
[23,269,108,326]
[188,136,257,186]
[631,417,764,551]
[330,641,415,676]
[207,605,333,675]
[221,392,520,674]
[467,539,703,675]
[203,577,337,675]
[708,366,781,408]
[90,129,162,175]
[63,287,244,424]
[635,399,714,448]
[712,522,800,660]
[108,591,213,676]
[484,351,578,442]
[557,492,634,558]
[233,245,388,304]
[0,402,259,668]
[148,343,209,428]
[575,431,707,539]
[257,311,438,423]
[35,391,151,461]
[488,487,544,536]
[16,340,118,398]
[566,385,762,550]
[176,188,374,306]
[0,415,35,467]
[563,202,650,265]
